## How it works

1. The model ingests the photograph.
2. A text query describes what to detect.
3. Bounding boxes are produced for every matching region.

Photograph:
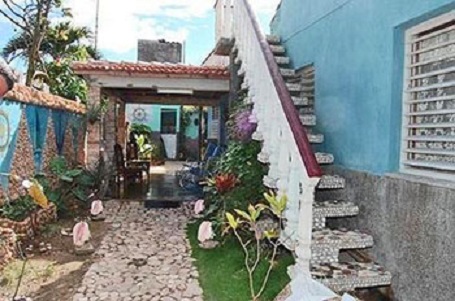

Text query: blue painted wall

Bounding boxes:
[126,104,181,133]
[271,0,455,174]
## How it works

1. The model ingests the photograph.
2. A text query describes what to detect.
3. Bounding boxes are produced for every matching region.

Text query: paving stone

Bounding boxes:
[73,201,203,300]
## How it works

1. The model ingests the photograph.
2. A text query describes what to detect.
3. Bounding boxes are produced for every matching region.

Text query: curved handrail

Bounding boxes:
[239,0,322,177]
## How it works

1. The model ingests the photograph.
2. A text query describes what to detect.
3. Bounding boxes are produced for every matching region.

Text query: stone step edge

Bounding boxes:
[313,201,359,219]
[316,152,334,165]
[318,175,346,190]
[317,274,392,293]
[266,35,281,44]
[312,230,374,250]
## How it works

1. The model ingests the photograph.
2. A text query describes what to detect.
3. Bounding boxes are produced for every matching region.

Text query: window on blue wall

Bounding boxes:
[161,108,177,134]
[401,11,455,179]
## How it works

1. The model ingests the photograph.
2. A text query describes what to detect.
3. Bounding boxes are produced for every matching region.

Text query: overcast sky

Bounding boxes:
[0,0,280,68]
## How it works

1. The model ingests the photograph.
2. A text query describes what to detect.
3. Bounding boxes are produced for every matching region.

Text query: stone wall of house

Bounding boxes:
[117,101,126,148]
[137,39,182,63]
[0,85,86,203]
[104,96,117,165]
[0,227,16,269]
[86,85,101,168]
[319,166,455,301]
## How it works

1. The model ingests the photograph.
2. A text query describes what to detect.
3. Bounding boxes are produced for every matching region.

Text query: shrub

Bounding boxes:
[37,156,95,216]
[0,195,37,221]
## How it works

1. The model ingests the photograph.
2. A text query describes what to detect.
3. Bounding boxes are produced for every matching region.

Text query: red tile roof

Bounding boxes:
[72,61,229,79]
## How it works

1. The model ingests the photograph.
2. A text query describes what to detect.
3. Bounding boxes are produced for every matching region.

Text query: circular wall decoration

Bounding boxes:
[0,110,10,152]
[133,107,147,122]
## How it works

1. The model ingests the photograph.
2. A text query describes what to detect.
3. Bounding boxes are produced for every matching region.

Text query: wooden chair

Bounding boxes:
[114,144,149,187]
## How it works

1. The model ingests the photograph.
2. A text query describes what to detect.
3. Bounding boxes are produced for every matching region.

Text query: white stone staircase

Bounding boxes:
[234,35,392,293]
[266,35,392,293]
[215,0,392,297]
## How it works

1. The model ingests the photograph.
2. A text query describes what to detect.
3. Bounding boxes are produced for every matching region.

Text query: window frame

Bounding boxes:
[400,10,455,180]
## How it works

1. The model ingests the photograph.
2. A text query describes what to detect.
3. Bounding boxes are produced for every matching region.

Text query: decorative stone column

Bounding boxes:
[104,97,118,165]
[86,84,102,167]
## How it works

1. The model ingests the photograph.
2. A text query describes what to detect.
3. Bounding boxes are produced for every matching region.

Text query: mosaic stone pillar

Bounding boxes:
[0,227,16,269]
[103,97,117,166]
[42,117,58,187]
[8,111,35,200]
[63,125,75,165]
[86,85,102,168]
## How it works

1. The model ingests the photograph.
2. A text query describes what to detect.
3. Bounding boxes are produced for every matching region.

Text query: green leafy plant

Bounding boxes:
[216,141,267,211]
[86,101,107,124]
[38,156,94,216]
[131,123,152,137]
[135,134,154,159]
[224,192,287,301]
[84,155,115,199]
[46,57,88,101]
[0,196,38,222]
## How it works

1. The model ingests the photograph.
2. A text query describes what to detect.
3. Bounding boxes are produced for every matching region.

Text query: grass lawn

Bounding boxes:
[187,222,295,301]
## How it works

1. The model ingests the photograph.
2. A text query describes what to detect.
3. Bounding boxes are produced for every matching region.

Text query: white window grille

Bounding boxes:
[401,11,455,178]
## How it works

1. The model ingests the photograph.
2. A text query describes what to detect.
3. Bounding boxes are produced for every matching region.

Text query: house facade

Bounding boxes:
[271,1,455,300]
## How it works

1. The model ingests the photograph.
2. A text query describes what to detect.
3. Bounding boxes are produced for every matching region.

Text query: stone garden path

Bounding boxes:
[73,201,203,301]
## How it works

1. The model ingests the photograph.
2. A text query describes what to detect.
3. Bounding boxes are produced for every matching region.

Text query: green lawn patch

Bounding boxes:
[187,222,295,301]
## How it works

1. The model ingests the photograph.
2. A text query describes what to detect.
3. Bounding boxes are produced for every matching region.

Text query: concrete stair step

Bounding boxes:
[318,175,346,190]
[308,133,324,144]
[299,107,315,114]
[270,44,286,55]
[280,68,296,77]
[312,262,392,292]
[311,229,374,264]
[313,200,359,221]
[300,114,316,126]
[275,56,290,65]
[266,35,281,44]
[286,82,302,92]
[316,152,335,165]
[292,96,311,106]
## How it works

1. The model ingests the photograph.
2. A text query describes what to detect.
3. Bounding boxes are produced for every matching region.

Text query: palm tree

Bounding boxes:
[2,22,101,64]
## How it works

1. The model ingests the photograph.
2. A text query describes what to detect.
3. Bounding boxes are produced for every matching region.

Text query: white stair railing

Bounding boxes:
[217,0,323,275]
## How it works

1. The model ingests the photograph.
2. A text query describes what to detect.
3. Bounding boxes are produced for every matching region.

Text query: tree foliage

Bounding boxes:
[2,21,101,62]
[0,0,67,85]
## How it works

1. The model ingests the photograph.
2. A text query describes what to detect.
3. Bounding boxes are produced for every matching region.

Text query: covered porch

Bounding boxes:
[73,61,230,202]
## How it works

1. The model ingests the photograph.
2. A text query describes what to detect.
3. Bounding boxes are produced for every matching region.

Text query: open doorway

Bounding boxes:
[119,101,222,202]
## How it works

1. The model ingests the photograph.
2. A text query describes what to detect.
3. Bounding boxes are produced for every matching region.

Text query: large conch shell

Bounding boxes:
[73,222,91,247]
[198,221,214,243]
[194,199,205,215]
[90,200,104,216]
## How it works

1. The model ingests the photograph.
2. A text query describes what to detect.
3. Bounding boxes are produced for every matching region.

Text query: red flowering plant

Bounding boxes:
[214,173,237,194]
[201,173,238,232]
